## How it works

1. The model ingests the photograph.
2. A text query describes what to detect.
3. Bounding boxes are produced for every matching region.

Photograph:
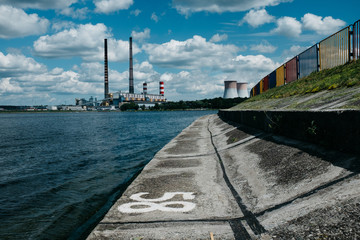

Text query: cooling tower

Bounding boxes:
[104,39,109,99]
[237,82,249,98]
[223,81,238,99]
[159,81,164,96]
[129,37,134,94]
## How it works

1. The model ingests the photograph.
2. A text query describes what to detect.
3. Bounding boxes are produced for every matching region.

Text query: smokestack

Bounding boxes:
[104,39,109,99]
[159,81,164,96]
[129,37,134,94]
[237,82,249,98]
[223,80,238,99]
[143,82,147,95]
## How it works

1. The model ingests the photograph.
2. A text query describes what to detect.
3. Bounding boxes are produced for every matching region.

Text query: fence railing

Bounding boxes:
[251,18,360,97]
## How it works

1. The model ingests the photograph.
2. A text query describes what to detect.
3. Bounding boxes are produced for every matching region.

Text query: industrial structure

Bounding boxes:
[237,82,249,98]
[224,81,244,99]
[76,37,166,109]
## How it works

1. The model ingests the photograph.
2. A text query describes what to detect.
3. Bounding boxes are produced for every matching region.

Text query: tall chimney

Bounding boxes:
[143,82,147,95]
[129,37,134,94]
[104,39,109,99]
[159,81,164,96]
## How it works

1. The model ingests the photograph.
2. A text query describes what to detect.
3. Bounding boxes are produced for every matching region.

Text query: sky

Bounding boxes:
[0,0,358,105]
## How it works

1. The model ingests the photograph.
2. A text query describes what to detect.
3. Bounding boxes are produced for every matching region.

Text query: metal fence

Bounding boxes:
[299,44,318,79]
[269,71,276,89]
[263,76,269,92]
[319,27,350,70]
[250,18,360,97]
[285,57,297,83]
[354,20,360,60]
[276,65,285,87]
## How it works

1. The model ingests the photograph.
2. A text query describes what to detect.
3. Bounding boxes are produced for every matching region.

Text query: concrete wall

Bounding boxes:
[218,109,360,155]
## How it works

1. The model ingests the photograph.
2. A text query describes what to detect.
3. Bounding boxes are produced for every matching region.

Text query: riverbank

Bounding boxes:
[87,114,360,239]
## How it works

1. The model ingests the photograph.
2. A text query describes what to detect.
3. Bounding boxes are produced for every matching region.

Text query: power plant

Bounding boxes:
[77,37,166,109]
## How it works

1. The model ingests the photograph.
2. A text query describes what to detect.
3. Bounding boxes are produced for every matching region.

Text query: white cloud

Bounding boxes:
[151,12,159,22]
[94,0,133,14]
[33,23,140,62]
[33,23,110,59]
[240,9,275,28]
[172,0,292,16]
[131,28,151,42]
[232,54,279,83]
[0,52,47,77]
[250,40,277,53]
[282,45,308,59]
[51,21,76,31]
[209,33,228,43]
[0,78,22,94]
[0,5,49,39]
[271,16,302,37]
[59,7,89,19]
[131,9,141,16]
[0,0,78,10]
[302,13,346,35]
[143,35,239,70]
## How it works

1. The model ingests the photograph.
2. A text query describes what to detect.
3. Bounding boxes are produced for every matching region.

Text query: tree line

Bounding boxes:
[120,97,247,111]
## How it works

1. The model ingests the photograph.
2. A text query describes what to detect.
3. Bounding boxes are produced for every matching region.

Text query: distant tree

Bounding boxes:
[120,102,139,111]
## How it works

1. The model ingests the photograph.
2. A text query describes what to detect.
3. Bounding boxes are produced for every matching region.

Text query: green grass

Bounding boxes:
[246,59,360,102]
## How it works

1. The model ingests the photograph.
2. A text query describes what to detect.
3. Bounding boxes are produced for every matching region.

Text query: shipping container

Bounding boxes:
[354,20,360,60]
[298,44,318,78]
[259,79,264,93]
[269,71,276,89]
[319,27,350,70]
[285,57,298,83]
[263,76,269,92]
[276,65,285,86]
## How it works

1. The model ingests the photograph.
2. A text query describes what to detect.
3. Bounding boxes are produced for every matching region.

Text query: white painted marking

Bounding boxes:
[118,201,196,213]
[118,192,196,214]
[130,192,195,202]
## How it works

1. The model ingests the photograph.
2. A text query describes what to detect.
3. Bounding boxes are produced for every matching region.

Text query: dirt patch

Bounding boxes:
[267,195,360,239]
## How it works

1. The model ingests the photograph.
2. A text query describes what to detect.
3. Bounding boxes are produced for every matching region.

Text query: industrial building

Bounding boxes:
[76,37,166,109]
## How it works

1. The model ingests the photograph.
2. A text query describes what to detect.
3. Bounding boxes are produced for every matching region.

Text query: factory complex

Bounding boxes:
[75,37,166,110]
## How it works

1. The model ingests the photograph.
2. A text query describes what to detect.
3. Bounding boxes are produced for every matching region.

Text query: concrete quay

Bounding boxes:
[87,114,360,239]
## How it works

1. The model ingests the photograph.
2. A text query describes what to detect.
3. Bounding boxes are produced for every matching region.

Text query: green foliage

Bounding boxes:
[120,102,139,111]
[148,97,247,111]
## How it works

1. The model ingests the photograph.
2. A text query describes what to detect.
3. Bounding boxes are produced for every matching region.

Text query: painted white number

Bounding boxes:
[118,192,196,213]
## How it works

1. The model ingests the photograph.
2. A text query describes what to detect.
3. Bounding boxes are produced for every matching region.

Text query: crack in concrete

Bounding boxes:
[207,118,266,239]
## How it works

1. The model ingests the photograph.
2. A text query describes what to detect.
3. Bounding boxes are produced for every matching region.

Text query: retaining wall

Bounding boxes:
[218,109,360,155]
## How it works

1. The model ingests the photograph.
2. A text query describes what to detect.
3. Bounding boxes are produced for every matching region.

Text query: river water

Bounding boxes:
[0,110,215,239]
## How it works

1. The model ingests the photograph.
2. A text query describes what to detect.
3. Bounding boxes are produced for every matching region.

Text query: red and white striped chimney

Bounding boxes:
[143,82,147,94]
[159,81,164,96]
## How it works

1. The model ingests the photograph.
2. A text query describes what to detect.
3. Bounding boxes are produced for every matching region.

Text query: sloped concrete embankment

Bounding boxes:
[87,114,360,239]
[219,109,360,155]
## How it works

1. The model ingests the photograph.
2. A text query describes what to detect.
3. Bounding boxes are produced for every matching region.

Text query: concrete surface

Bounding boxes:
[87,114,360,240]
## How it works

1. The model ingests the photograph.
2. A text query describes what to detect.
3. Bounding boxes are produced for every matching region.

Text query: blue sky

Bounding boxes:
[0,0,358,105]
